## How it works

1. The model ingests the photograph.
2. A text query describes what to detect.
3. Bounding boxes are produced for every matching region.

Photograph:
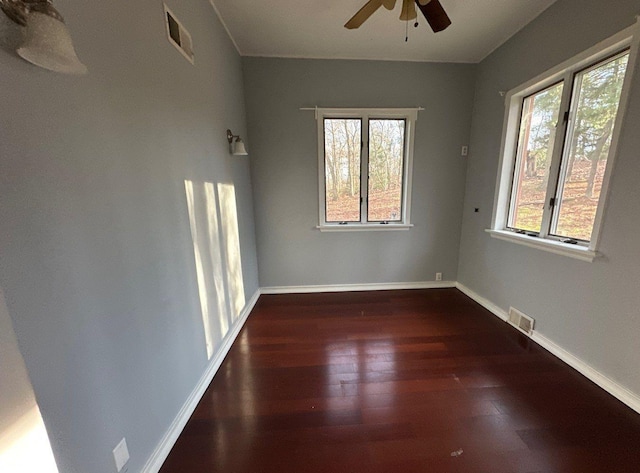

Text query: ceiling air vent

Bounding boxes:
[507,307,535,335]
[164,4,194,64]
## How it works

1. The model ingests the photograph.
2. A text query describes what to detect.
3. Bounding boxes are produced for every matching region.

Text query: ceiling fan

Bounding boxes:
[345,0,451,33]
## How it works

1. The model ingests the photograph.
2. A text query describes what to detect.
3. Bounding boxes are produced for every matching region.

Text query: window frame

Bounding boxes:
[489,23,640,261]
[316,108,417,231]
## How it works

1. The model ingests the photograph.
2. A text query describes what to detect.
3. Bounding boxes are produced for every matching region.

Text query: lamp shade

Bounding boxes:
[17,11,87,74]
[231,138,248,156]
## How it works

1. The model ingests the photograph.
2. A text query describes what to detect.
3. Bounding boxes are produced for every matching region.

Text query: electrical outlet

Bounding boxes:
[113,438,129,472]
[435,272,442,281]
[461,146,468,156]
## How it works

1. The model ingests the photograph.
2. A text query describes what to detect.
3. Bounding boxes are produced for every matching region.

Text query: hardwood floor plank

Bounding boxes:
[160,289,640,472]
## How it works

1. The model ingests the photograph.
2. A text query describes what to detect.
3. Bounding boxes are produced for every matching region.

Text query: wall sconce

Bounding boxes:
[0,0,87,74]
[226,129,248,156]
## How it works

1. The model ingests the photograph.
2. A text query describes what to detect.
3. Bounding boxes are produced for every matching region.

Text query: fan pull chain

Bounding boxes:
[405,19,408,42]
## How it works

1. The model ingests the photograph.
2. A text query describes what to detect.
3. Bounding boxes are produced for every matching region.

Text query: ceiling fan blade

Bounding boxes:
[345,0,384,29]
[399,0,417,21]
[382,0,397,10]
[417,0,431,5]
[415,0,451,32]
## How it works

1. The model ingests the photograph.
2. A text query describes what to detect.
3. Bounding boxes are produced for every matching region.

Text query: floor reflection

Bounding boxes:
[324,336,397,423]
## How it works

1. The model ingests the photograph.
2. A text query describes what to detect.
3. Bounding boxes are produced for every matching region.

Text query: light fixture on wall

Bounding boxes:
[0,0,87,74]
[226,129,248,156]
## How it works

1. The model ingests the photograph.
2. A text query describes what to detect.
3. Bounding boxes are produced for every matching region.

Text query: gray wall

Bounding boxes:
[458,0,640,397]
[243,58,476,287]
[0,0,259,472]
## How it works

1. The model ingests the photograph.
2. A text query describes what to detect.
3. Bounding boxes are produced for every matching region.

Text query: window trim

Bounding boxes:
[490,21,640,260]
[316,108,418,230]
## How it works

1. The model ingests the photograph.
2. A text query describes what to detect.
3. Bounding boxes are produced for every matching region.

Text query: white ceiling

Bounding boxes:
[211,0,558,63]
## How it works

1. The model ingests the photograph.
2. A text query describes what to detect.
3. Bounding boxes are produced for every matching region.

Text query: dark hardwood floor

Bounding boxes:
[160,289,640,472]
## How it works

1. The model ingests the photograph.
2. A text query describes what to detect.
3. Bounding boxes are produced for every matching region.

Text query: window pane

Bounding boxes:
[324,119,361,222]
[367,119,405,222]
[553,53,629,241]
[508,83,564,233]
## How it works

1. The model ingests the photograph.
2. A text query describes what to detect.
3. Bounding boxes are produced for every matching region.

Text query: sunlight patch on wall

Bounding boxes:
[0,405,58,473]
[205,182,231,339]
[185,180,230,359]
[0,288,59,473]
[218,183,245,321]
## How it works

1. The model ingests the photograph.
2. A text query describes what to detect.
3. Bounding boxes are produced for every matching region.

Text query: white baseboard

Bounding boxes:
[141,289,260,473]
[260,280,456,294]
[530,331,640,414]
[454,282,508,321]
[455,282,640,415]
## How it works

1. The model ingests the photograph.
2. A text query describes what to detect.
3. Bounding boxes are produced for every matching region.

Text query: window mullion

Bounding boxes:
[506,96,532,229]
[550,72,583,236]
[400,118,408,222]
[361,115,369,224]
[318,114,327,226]
[539,73,573,238]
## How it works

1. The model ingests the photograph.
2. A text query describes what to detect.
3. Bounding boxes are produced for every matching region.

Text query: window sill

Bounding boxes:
[485,229,599,262]
[317,224,413,232]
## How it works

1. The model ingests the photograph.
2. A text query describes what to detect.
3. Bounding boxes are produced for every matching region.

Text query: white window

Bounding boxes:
[316,108,417,231]
[489,25,639,261]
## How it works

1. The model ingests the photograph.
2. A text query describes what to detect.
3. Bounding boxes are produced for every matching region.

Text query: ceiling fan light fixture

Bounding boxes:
[399,0,417,21]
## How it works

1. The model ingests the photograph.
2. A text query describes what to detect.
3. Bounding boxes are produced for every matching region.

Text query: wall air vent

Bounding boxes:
[508,307,535,335]
[164,4,194,64]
